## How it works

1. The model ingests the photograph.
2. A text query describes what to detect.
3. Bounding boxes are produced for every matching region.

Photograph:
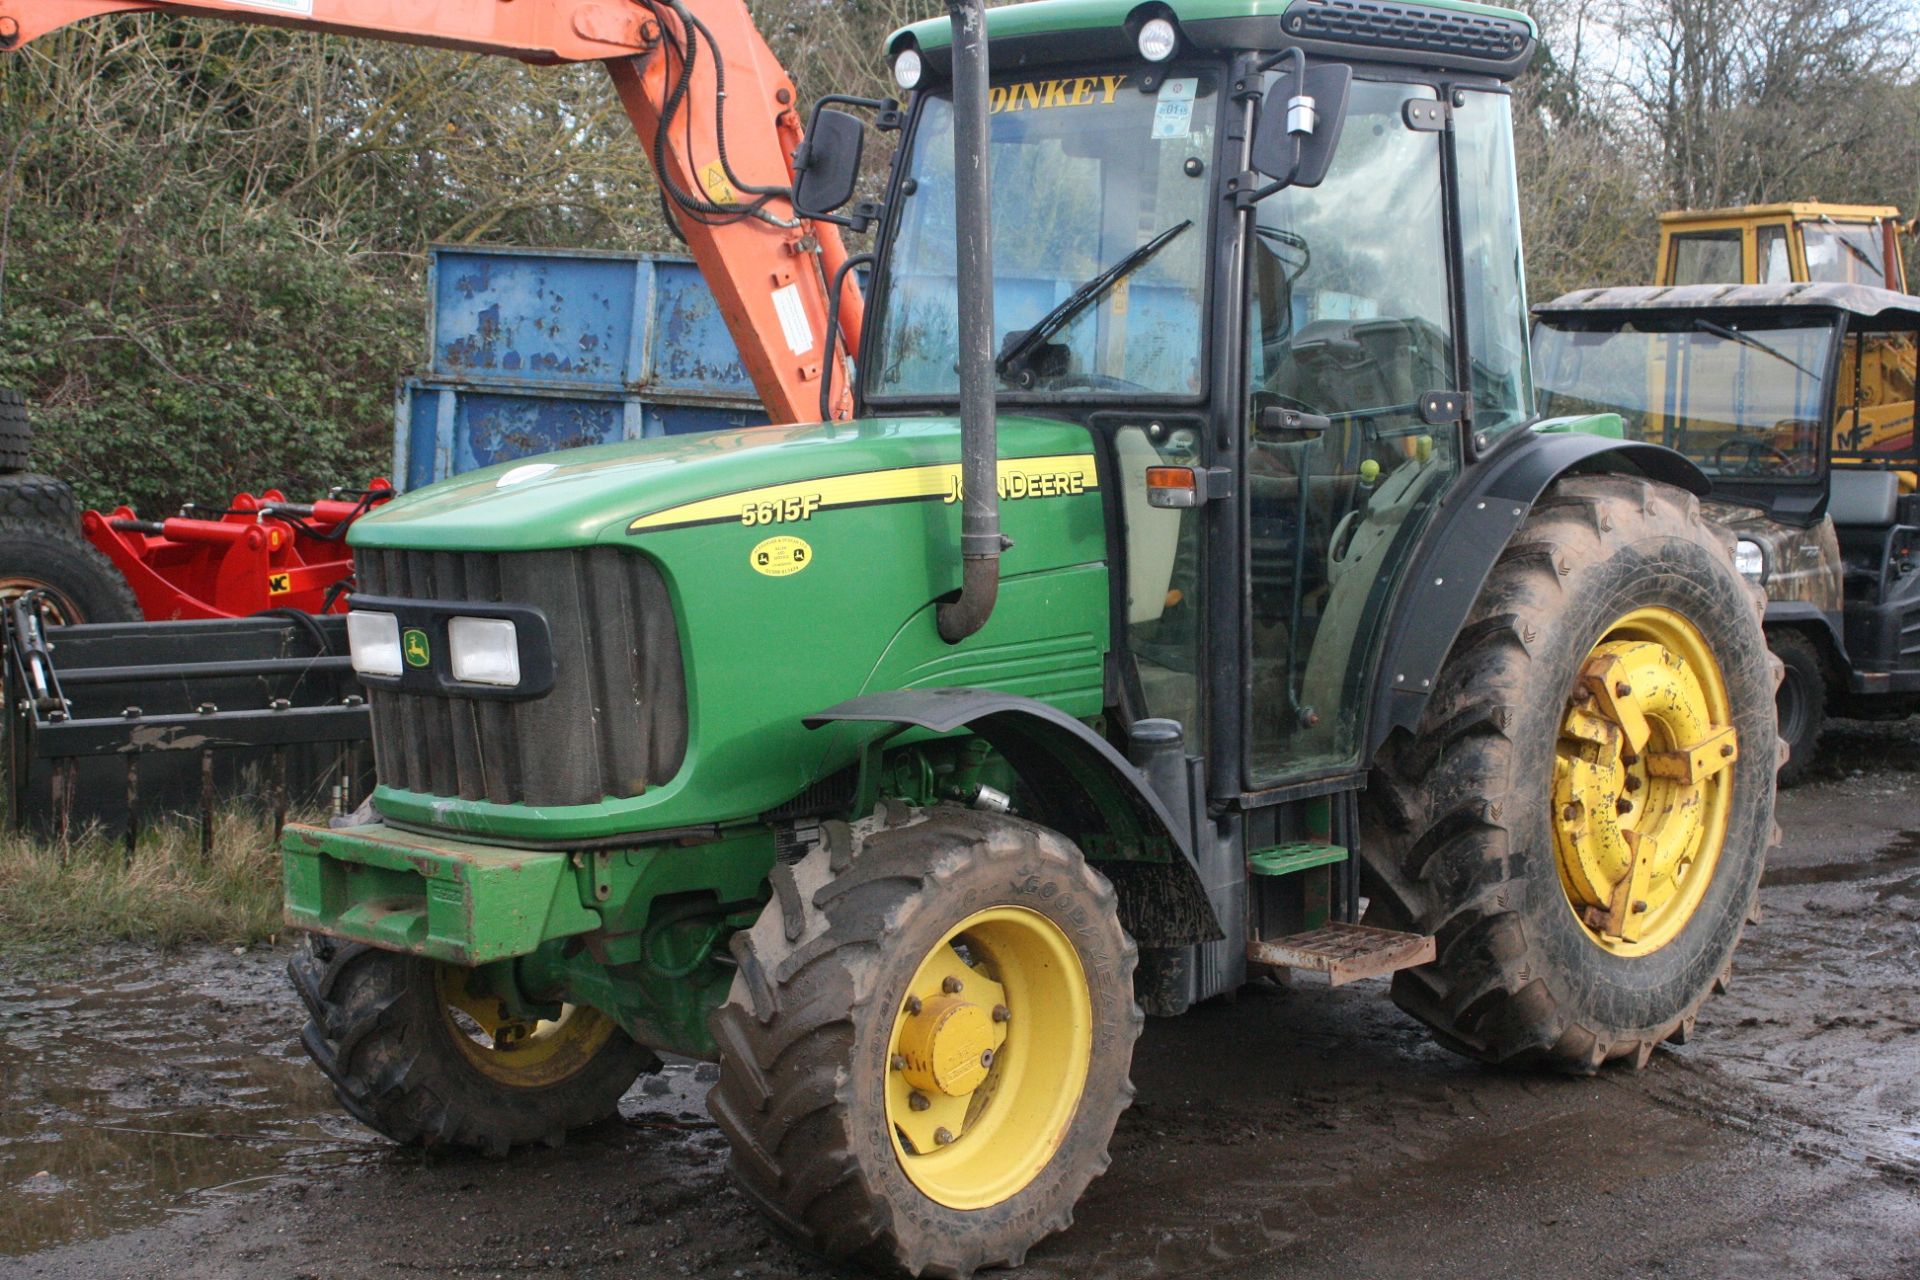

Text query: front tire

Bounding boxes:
[709,807,1140,1277]
[1769,629,1825,788]
[1362,475,1781,1072]
[291,935,657,1154]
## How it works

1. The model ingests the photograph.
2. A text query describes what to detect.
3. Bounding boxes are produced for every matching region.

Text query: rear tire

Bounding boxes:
[1769,629,1824,788]
[0,519,139,624]
[709,806,1140,1277]
[1361,475,1781,1072]
[291,935,657,1154]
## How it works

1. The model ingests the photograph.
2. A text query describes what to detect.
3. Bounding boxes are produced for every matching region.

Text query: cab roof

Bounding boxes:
[889,0,1537,81]
[1534,282,1920,327]
[1659,203,1903,225]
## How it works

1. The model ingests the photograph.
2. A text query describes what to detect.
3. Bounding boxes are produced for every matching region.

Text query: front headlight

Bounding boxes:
[346,610,402,677]
[1733,539,1767,583]
[448,615,521,687]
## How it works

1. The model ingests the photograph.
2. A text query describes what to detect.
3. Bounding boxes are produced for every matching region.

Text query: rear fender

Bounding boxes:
[1366,432,1711,757]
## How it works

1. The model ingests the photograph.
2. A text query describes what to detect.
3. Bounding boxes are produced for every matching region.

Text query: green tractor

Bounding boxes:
[284,0,1781,1272]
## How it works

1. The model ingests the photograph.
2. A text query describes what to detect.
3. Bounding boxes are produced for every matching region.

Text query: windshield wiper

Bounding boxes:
[1817,215,1883,279]
[996,219,1192,383]
[1692,319,1819,379]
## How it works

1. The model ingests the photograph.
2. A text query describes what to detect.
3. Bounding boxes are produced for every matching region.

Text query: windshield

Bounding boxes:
[869,68,1219,399]
[1533,317,1837,480]
[1801,220,1888,287]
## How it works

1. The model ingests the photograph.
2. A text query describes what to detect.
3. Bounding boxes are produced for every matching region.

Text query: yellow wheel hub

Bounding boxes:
[1551,607,1738,956]
[433,963,617,1088]
[884,906,1092,1211]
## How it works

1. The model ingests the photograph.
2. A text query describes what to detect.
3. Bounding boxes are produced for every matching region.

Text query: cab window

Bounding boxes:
[1669,230,1744,285]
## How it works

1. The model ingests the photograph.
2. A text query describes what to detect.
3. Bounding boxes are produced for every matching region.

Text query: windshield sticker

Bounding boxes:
[989,75,1127,114]
[1151,79,1197,139]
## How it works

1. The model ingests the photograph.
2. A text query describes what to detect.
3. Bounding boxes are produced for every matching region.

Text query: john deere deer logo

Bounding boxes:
[403,628,431,668]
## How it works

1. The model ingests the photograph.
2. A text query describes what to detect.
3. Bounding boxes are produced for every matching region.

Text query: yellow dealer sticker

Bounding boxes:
[750,535,812,577]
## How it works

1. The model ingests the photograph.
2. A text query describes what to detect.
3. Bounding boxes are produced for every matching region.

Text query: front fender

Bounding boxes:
[1365,431,1711,757]
[804,688,1222,946]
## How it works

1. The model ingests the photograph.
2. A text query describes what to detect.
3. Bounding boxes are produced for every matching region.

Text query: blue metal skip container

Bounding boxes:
[394,245,768,488]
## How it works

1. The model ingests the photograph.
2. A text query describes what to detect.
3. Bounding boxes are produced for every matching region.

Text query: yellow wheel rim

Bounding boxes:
[1551,607,1738,957]
[884,906,1093,1211]
[433,963,617,1088]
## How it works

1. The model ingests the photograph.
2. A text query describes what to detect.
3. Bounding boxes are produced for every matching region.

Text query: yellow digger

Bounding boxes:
[1656,203,1916,469]
[1657,202,1909,293]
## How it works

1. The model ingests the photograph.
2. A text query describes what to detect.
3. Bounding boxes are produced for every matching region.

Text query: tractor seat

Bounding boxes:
[1828,469,1899,527]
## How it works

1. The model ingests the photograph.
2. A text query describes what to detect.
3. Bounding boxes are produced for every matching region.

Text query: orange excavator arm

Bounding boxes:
[0,0,864,423]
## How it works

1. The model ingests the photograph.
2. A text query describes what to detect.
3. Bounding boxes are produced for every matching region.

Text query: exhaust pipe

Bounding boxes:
[936,0,1002,644]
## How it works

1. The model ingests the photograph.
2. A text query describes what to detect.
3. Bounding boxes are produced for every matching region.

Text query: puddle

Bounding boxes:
[1762,828,1920,887]
[0,946,365,1255]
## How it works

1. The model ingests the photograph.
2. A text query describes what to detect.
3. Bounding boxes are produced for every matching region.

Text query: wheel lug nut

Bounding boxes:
[1616,797,1633,815]
[905,995,922,1015]
[933,1127,955,1145]
[1615,681,1632,698]
[891,1054,907,1071]
[1562,803,1581,822]
[909,1091,930,1112]
[992,1004,1010,1023]
[942,976,964,994]
[1625,775,1642,792]
[1622,749,1639,765]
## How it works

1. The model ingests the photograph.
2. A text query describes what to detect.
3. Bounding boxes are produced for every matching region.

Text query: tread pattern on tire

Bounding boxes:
[708,806,1142,1279]
[0,388,32,473]
[0,476,80,532]
[290,934,658,1156]
[1360,475,1785,1074]
[0,517,140,622]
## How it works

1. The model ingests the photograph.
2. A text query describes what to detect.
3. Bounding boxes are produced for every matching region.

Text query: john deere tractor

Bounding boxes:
[284,0,1781,1273]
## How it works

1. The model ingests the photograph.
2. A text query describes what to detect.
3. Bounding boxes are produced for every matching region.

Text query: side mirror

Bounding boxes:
[793,108,866,220]
[1249,59,1352,190]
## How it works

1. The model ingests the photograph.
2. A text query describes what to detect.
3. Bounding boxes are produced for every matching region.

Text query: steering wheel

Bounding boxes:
[1712,436,1794,475]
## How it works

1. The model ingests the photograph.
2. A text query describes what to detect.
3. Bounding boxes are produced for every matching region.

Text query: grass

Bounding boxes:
[0,808,296,951]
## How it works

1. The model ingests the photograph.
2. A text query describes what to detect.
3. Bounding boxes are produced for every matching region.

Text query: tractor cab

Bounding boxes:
[1657,203,1910,292]
[869,3,1536,786]
[1533,283,1920,777]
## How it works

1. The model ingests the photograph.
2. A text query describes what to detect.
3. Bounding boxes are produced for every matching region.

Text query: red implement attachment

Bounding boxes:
[81,481,393,621]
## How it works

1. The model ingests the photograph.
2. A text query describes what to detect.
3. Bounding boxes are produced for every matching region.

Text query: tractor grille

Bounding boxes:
[1285,1,1532,61]
[356,547,687,808]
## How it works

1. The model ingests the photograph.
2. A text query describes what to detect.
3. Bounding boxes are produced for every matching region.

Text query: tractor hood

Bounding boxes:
[350,415,1096,553]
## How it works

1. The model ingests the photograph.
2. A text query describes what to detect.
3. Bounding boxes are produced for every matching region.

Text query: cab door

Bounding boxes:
[1239,79,1460,784]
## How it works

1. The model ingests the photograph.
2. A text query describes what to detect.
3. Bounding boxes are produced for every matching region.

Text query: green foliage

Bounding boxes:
[0,206,412,513]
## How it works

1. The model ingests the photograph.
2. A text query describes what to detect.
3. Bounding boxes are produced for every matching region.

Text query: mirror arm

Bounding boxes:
[1229,169,1289,211]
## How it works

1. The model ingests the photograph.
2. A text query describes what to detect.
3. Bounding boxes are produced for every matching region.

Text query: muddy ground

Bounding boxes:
[3,722,1917,1280]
